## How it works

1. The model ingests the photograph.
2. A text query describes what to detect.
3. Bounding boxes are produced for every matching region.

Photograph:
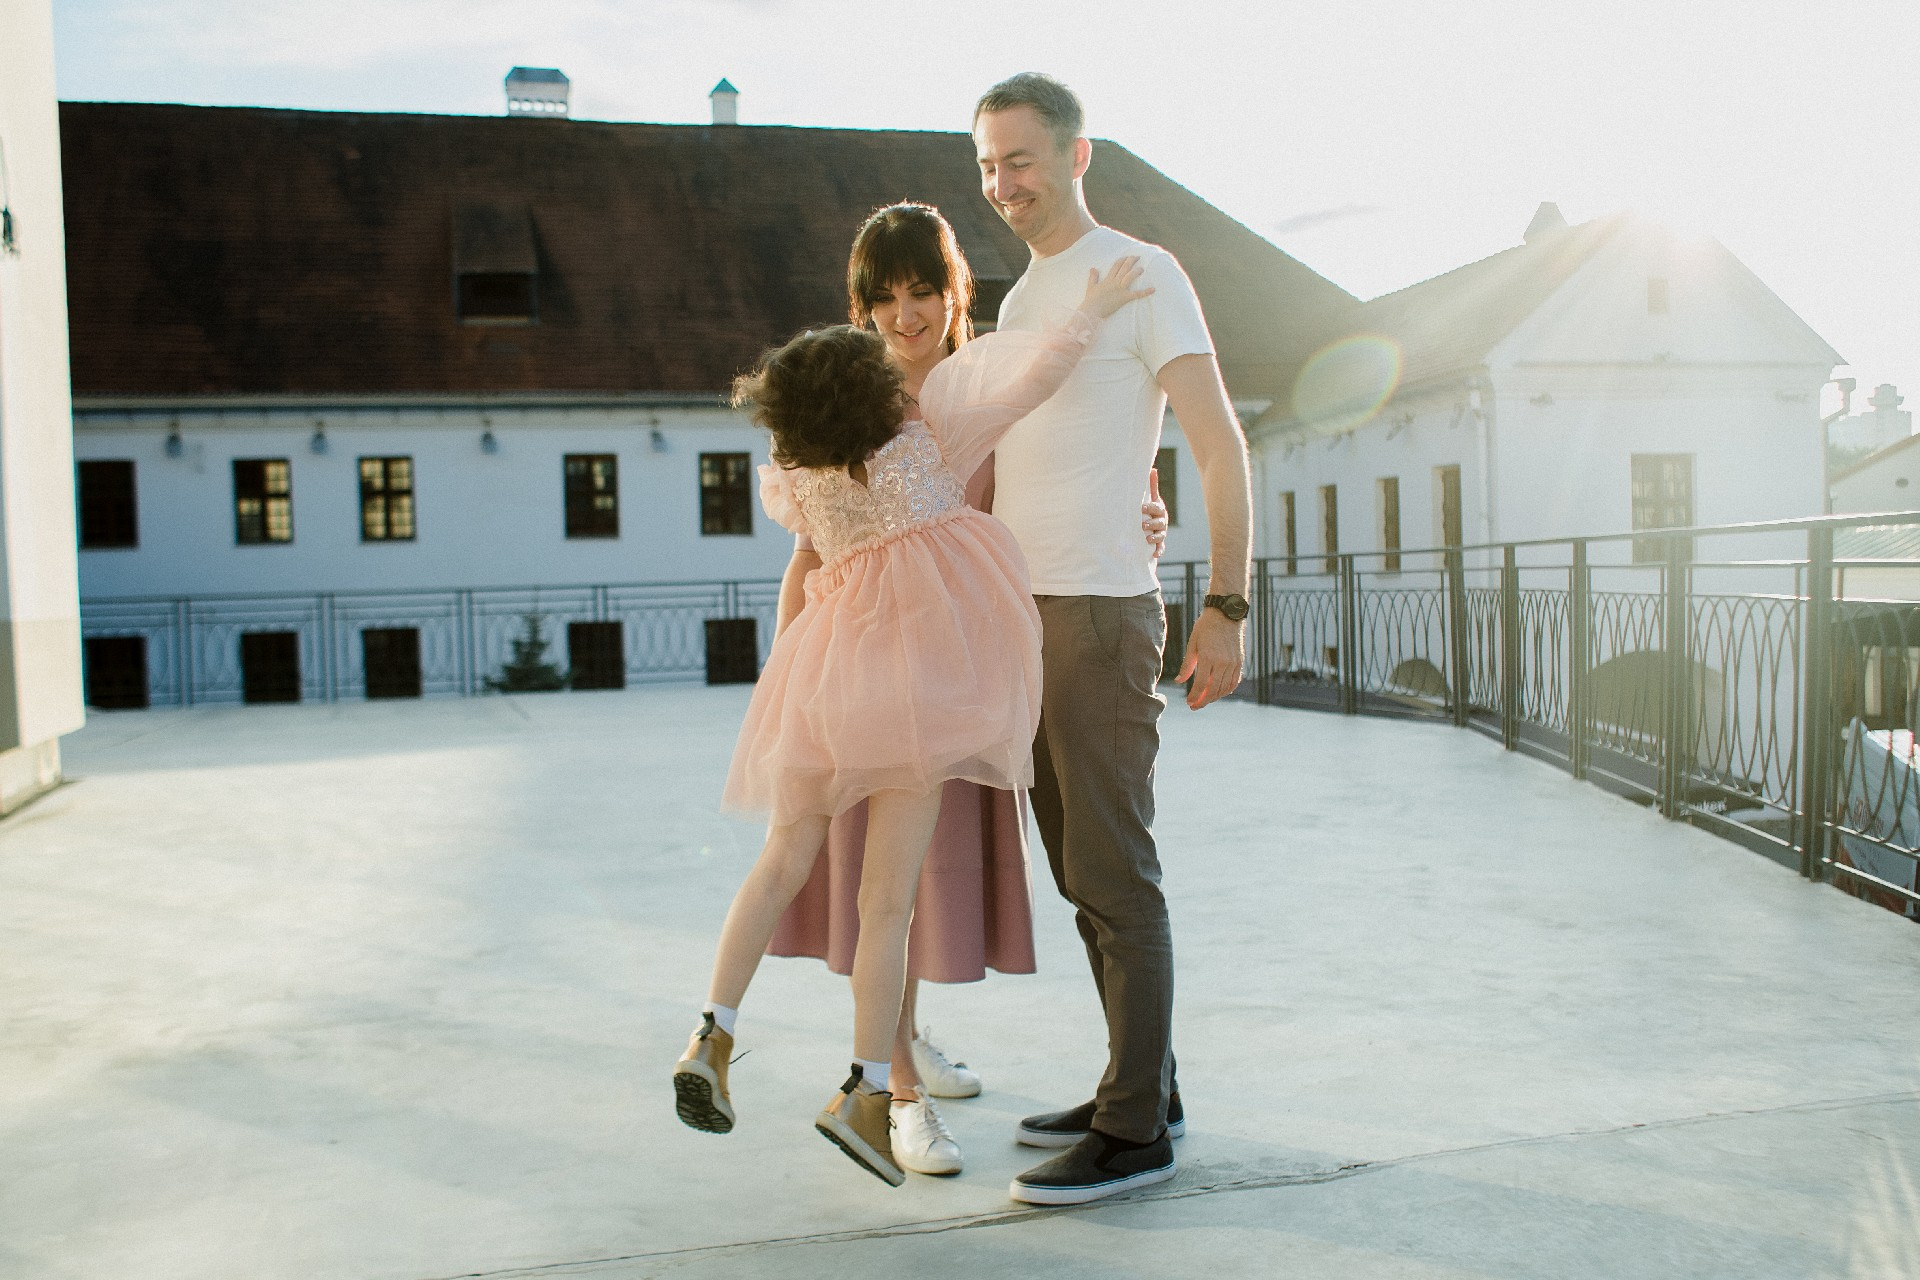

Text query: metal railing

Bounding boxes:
[80,579,782,705]
[1160,513,1920,919]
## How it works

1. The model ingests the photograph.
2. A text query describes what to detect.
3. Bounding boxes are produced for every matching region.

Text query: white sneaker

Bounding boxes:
[890,1086,963,1175]
[910,1026,981,1099]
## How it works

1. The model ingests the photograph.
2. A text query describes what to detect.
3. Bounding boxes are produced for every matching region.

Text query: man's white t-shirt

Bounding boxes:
[992,226,1214,597]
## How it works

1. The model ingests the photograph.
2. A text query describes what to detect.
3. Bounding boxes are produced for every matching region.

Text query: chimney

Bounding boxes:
[710,78,739,125]
[1523,201,1568,244]
[505,67,570,118]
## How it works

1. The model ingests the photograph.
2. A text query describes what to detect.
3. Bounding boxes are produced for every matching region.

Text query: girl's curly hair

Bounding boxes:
[731,326,906,470]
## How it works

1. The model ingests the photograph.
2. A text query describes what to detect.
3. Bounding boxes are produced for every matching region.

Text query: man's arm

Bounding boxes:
[1158,351,1251,710]
[775,544,823,638]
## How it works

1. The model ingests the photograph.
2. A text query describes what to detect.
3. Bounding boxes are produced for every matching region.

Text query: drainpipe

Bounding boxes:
[1819,377,1856,515]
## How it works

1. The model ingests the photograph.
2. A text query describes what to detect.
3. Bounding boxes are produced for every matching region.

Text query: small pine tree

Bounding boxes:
[487,613,569,692]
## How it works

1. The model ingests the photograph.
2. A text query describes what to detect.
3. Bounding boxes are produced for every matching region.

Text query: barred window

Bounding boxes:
[1631,453,1694,563]
[78,459,138,549]
[565,454,619,538]
[234,459,293,545]
[700,452,753,536]
[359,457,416,541]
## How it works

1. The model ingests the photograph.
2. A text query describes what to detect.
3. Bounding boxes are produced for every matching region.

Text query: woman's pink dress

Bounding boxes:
[722,313,1096,826]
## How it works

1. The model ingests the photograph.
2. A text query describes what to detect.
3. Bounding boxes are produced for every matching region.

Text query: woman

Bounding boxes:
[763,204,1168,1176]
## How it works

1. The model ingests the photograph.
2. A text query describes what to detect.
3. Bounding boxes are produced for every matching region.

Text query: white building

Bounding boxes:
[0,0,84,811]
[1246,204,1843,572]
[61,99,1351,705]
[1829,382,1912,456]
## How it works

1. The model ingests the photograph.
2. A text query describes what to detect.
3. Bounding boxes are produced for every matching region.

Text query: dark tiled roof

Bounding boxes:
[1345,214,1627,391]
[59,102,1356,400]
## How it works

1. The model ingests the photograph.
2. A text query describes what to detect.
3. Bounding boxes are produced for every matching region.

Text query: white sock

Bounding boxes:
[853,1056,891,1092]
[701,1002,738,1037]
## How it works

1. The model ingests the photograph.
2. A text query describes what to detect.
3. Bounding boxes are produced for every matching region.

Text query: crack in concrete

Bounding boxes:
[421,1089,1920,1280]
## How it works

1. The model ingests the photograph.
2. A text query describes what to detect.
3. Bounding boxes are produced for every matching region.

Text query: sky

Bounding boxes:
[49,0,1920,417]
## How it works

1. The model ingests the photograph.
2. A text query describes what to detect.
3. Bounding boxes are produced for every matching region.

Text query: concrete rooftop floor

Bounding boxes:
[2,687,1918,1280]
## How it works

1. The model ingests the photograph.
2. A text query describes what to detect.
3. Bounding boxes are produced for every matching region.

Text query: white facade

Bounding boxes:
[73,401,795,597]
[0,0,84,810]
[1249,218,1840,571]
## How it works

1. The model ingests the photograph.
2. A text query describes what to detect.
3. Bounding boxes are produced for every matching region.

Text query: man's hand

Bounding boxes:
[1176,606,1244,709]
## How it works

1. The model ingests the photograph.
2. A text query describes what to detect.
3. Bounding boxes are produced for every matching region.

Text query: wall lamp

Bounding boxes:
[309,422,329,454]
[164,419,184,458]
[481,428,499,454]
[650,427,668,453]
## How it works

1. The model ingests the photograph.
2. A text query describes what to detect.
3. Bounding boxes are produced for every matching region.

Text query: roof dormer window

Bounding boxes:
[454,203,537,325]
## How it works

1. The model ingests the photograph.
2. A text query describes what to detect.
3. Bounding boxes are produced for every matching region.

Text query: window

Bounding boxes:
[1434,464,1463,549]
[1647,277,1670,315]
[359,457,416,541]
[1280,490,1297,576]
[457,273,537,324]
[1377,476,1401,572]
[700,452,753,536]
[569,621,626,691]
[233,459,293,545]
[77,459,138,549]
[240,631,301,703]
[453,203,538,325]
[1631,453,1694,563]
[83,635,149,709]
[1155,447,1179,526]
[1319,484,1339,574]
[971,278,1015,333]
[362,628,422,699]
[564,454,619,538]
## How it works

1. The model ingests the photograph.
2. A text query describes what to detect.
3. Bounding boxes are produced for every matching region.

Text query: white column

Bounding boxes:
[0,0,84,814]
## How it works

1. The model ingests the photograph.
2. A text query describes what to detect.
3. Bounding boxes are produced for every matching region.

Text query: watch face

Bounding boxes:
[1208,594,1250,621]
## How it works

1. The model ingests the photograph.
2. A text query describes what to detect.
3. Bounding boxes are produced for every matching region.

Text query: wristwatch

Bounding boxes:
[1203,593,1250,622]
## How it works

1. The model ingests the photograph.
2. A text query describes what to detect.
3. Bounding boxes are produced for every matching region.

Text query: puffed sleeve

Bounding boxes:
[918,309,1099,485]
[757,463,809,536]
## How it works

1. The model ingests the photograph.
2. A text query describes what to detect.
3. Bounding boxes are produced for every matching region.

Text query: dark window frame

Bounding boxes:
[564,454,620,539]
[1280,489,1297,576]
[234,458,293,545]
[1320,483,1339,575]
[1631,453,1694,564]
[359,456,417,542]
[78,459,139,549]
[700,452,754,537]
[1378,475,1402,572]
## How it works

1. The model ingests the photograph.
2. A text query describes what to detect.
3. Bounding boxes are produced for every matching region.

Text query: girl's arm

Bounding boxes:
[774,538,823,638]
[922,258,1152,484]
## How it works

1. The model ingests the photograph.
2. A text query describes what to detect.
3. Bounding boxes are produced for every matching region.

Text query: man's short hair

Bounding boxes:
[974,73,1084,153]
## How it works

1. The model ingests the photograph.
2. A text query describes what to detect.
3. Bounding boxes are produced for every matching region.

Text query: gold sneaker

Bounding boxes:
[672,1012,736,1134]
[815,1068,904,1186]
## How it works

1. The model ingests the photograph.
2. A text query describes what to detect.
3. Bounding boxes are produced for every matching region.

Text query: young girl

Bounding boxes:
[674,255,1151,1186]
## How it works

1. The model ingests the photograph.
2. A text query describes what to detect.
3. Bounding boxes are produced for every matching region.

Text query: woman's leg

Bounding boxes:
[707,813,832,1010]
[849,789,944,1067]
[890,979,922,1092]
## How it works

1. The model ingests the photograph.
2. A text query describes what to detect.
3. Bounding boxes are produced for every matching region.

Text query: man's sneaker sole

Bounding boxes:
[1008,1160,1176,1205]
[1017,1117,1185,1149]
[672,1061,734,1134]
[815,1113,906,1187]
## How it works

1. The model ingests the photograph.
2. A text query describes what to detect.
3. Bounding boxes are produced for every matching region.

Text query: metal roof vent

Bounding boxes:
[506,67,570,118]
[711,78,739,125]
[1523,201,1569,244]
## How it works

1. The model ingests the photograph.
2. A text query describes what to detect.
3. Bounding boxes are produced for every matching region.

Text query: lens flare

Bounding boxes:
[1291,335,1402,436]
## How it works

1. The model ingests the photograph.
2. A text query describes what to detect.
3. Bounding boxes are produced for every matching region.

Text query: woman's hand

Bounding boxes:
[1143,467,1169,559]
[1081,255,1155,319]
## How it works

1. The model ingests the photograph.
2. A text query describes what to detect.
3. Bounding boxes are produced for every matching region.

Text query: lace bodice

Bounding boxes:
[780,422,966,565]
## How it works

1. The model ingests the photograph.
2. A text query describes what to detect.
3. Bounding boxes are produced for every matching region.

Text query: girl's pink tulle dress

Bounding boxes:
[721,312,1097,828]
[766,461,1035,983]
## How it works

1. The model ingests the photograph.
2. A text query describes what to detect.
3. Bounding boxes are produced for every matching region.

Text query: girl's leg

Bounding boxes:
[890,979,922,1092]
[707,813,831,1011]
[849,789,944,1067]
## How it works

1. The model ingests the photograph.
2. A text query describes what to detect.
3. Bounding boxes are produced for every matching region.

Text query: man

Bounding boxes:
[972,72,1253,1205]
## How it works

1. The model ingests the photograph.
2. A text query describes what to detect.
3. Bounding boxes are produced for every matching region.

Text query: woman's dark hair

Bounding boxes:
[847,203,974,353]
[731,326,906,470]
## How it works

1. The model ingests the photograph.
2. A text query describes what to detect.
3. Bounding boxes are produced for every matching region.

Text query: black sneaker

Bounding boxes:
[1016,1090,1184,1149]
[1009,1129,1175,1205]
